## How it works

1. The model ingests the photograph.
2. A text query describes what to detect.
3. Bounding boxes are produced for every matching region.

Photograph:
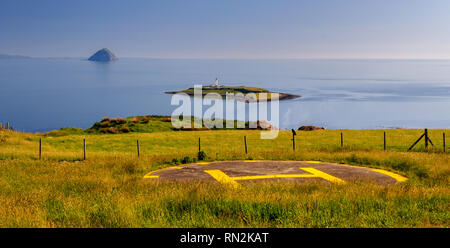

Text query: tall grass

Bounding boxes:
[0,129,448,227]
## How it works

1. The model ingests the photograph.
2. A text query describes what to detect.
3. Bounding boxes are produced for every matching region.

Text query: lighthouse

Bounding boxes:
[212,78,220,87]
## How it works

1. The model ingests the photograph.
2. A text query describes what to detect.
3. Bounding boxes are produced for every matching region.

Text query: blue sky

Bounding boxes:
[1,0,449,58]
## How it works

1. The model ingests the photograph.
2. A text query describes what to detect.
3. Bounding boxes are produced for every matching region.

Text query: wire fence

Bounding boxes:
[29,129,447,161]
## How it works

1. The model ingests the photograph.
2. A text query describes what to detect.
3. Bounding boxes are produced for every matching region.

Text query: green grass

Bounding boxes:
[0,128,448,227]
[85,115,174,134]
[54,115,248,135]
[172,85,292,101]
[180,86,270,94]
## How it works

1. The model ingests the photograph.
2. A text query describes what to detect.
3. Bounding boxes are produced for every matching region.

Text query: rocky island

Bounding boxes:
[166,78,300,102]
[88,48,117,62]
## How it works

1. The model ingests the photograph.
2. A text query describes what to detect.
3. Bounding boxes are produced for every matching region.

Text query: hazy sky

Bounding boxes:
[1,0,450,58]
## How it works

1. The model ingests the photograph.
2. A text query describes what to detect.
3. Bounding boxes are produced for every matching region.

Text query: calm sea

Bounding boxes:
[1,58,449,132]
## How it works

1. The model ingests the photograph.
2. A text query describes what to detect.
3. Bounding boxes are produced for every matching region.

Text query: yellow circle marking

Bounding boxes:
[370,168,408,182]
[143,166,183,179]
[143,162,408,184]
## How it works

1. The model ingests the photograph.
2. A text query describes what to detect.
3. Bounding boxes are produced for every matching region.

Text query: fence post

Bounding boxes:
[444,133,446,153]
[424,128,428,149]
[244,136,248,154]
[340,132,343,148]
[137,139,140,158]
[384,132,386,151]
[198,137,201,152]
[292,132,295,151]
[83,139,86,160]
[39,138,42,160]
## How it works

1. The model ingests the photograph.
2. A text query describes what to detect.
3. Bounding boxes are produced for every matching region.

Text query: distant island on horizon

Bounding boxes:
[0,54,31,59]
[88,48,117,62]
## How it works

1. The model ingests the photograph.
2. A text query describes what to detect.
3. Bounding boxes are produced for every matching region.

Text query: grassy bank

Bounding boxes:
[0,129,448,227]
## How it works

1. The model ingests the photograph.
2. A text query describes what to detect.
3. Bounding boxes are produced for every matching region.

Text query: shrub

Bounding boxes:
[91,122,102,129]
[101,117,110,123]
[141,117,150,124]
[111,118,127,125]
[100,121,110,127]
[171,158,180,164]
[107,127,119,134]
[131,117,139,123]
[181,156,192,164]
[198,151,207,161]
[98,128,108,133]
[119,126,130,133]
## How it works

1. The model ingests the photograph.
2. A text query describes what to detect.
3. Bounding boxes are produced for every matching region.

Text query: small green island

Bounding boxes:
[165,79,300,102]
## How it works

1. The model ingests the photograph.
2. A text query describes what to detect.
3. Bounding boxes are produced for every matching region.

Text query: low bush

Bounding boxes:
[198,151,207,160]
[181,156,192,164]
[107,127,119,134]
[119,126,130,133]
[100,121,110,128]
[131,117,139,123]
[141,117,150,124]
[111,118,127,125]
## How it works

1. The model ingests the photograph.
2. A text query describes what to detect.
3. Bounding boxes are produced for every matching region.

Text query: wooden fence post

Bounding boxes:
[244,136,248,154]
[198,137,201,152]
[384,132,386,151]
[292,132,295,151]
[408,133,425,151]
[424,128,428,149]
[137,139,140,158]
[340,132,343,148]
[39,138,42,160]
[444,133,446,153]
[83,139,86,160]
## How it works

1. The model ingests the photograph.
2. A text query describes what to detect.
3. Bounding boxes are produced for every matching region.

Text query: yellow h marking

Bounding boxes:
[204,167,345,187]
[300,167,346,184]
[204,170,241,188]
[232,174,316,180]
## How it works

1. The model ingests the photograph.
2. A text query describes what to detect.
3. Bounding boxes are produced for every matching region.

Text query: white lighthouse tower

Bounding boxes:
[211,78,220,87]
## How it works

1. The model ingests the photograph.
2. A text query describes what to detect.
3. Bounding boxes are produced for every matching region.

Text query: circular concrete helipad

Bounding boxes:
[143,161,408,187]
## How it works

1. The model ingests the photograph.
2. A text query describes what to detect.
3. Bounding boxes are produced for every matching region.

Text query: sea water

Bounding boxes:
[0,58,449,132]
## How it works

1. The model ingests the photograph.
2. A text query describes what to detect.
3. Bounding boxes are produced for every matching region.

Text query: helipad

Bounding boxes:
[143,160,407,187]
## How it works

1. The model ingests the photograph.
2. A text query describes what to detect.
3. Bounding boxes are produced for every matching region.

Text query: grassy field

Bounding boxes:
[0,128,448,227]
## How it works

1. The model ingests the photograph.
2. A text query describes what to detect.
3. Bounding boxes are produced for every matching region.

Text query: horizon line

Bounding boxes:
[7,56,450,60]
